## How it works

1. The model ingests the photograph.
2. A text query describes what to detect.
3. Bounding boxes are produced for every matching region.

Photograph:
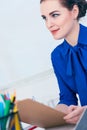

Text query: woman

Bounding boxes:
[40,0,87,124]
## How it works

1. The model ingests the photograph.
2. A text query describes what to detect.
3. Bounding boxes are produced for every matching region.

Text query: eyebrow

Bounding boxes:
[49,10,60,15]
[41,10,60,17]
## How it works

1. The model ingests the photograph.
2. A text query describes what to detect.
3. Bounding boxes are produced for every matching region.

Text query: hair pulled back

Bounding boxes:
[40,0,87,19]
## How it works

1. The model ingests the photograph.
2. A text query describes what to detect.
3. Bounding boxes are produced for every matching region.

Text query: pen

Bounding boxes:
[4,99,11,116]
[28,125,37,130]
[0,94,5,107]
[0,102,4,129]
[0,102,4,117]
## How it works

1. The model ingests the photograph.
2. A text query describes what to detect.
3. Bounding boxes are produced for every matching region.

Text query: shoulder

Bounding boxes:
[79,24,87,44]
[80,24,87,34]
[51,41,65,59]
[80,24,87,29]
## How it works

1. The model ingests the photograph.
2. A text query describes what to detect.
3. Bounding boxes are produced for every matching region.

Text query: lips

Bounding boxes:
[51,29,59,35]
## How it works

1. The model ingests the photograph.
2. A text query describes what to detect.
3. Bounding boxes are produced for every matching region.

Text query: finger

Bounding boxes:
[64,107,84,120]
[68,105,78,113]
[65,119,76,124]
[65,118,79,124]
[66,114,81,124]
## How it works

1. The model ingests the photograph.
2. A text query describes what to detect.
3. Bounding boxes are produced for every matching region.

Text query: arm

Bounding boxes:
[51,51,78,106]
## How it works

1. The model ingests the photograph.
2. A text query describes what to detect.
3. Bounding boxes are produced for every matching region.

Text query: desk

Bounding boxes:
[46,125,75,130]
[23,124,75,130]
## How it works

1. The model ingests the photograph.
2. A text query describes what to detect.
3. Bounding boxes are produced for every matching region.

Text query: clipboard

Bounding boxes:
[17,99,67,128]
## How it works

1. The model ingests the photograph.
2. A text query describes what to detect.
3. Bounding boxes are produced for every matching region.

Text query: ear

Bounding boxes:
[72,4,79,20]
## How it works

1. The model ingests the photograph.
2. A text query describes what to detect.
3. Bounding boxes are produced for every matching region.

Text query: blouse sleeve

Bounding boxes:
[56,72,78,106]
[51,52,78,106]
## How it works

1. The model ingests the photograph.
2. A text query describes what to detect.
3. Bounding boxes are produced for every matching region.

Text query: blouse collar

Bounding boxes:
[63,24,87,56]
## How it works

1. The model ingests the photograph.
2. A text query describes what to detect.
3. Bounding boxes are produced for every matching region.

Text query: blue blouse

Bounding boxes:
[51,24,87,106]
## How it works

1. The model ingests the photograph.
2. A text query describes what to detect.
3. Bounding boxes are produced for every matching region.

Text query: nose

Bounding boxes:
[46,19,54,30]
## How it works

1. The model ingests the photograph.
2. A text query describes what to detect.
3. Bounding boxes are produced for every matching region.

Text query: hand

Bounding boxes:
[55,104,68,114]
[63,105,87,124]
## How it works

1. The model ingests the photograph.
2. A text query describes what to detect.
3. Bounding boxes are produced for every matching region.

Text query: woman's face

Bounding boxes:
[40,0,78,40]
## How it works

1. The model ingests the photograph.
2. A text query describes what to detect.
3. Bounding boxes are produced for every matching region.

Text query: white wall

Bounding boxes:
[0,0,59,87]
[0,0,87,89]
[1,69,59,106]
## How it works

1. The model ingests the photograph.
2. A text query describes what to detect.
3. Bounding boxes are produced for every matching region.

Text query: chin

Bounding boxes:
[53,36,62,40]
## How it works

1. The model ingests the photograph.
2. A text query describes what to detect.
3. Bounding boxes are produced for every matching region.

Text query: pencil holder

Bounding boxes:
[0,111,23,130]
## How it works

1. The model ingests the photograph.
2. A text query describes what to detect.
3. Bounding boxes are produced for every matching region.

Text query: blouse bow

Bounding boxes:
[66,44,87,76]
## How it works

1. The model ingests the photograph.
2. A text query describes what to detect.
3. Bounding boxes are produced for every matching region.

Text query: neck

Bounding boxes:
[65,22,80,46]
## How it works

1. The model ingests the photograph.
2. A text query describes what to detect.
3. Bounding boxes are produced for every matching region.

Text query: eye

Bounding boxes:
[41,15,47,21]
[51,13,60,18]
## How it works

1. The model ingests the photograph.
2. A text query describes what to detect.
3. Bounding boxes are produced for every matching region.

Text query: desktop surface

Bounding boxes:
[23,124,75,130]
[46,125,75,130]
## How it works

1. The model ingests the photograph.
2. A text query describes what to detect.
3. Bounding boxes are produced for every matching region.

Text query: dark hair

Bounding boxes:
[40,0,87,19]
